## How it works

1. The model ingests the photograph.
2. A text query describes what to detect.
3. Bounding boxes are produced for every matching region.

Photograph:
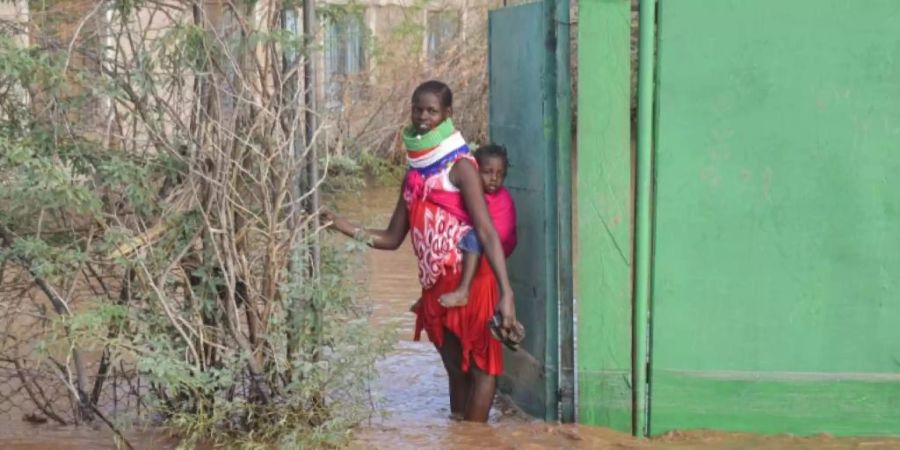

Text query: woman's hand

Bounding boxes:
[498,291,517,331]
[321,207,348,232]
[321,207,336,228]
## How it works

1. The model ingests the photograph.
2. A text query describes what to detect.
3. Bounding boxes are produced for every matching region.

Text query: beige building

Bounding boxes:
[315,0,499,114]
[0,0,496,105]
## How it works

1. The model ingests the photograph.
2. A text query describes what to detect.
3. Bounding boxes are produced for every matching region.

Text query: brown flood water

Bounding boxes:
[2,187,899,449]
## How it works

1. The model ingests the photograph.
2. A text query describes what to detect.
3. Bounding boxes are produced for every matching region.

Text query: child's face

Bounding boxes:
[479,156,506,194]
[411,92,451,133]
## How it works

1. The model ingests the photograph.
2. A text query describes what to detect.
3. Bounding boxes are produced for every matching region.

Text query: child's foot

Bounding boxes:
[409,298,421,313]
[439,289,469,308]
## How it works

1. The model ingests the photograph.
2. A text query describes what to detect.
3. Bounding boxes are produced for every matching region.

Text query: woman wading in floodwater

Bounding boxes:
[325,80,518,422]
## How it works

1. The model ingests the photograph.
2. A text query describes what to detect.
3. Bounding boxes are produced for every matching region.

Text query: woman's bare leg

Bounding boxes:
[436,328,470,417]
[463,363,496,422]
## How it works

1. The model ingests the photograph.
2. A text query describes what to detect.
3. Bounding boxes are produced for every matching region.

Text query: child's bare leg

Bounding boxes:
[409,297,422,313]
[440,250,479,307]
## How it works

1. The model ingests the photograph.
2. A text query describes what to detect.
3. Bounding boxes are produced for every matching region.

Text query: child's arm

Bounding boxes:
[324,192,409,250]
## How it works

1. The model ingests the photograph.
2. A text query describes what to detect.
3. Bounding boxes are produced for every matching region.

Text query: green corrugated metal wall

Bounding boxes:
[574,0,634,434]
[576,0,900,437]
[648,0,900,436]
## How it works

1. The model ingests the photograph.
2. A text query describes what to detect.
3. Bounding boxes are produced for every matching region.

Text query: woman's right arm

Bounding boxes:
[324,191,409,250]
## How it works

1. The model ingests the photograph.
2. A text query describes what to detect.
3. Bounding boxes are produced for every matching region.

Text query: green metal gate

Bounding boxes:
[647,0,900,436]
[487,0,573,421]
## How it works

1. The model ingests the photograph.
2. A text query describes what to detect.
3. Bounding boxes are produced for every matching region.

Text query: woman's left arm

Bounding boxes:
[451,159,517,329]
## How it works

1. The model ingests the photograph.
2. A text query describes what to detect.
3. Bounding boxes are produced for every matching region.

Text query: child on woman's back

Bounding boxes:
[439,144,516,307]
[410,144,517,310]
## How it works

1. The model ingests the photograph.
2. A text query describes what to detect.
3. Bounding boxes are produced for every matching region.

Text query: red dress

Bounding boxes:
[404,158,504,376]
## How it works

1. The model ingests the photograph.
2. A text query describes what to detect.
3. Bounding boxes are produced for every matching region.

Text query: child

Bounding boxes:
[439,144,517,307]
[410,144,518,310]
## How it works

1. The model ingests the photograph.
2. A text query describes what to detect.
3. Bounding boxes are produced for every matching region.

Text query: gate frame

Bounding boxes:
[487,0,574,422]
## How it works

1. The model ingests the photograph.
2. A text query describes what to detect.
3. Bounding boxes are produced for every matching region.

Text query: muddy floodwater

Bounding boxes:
[1,187,899,449]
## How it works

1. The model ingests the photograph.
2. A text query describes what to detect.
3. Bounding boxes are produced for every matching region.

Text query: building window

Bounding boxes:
[426,10,461,61]
[324,12,366,108]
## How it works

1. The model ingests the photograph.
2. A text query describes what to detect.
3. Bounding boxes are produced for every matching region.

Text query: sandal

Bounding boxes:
[489,311,526,351]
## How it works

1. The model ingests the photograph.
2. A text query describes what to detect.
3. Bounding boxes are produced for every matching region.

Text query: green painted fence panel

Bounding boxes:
[575,0,634,433]
[488,1,560,420]
[649,0,900,436]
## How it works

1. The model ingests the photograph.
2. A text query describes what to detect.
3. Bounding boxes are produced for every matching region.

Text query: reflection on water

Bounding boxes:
[1,186,899,449]
[0,425,174,450]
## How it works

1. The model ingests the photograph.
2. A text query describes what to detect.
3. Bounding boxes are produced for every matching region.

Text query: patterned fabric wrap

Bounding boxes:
[403,154,476,289]
[403,154,505,376]
[426,187,518,258]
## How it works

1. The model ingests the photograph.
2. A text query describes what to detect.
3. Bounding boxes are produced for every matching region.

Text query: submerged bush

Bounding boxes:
[0,2,388,447]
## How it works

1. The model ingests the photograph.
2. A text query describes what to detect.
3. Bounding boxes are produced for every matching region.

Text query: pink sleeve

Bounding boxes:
[504,198,518,257]
[487,188,518,257]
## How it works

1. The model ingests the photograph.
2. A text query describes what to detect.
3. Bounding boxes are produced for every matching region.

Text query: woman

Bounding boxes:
[325,80,517,422]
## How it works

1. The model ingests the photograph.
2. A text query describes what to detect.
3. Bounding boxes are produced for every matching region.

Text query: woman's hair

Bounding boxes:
[412,80,453,108]
[474,144,509,172]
